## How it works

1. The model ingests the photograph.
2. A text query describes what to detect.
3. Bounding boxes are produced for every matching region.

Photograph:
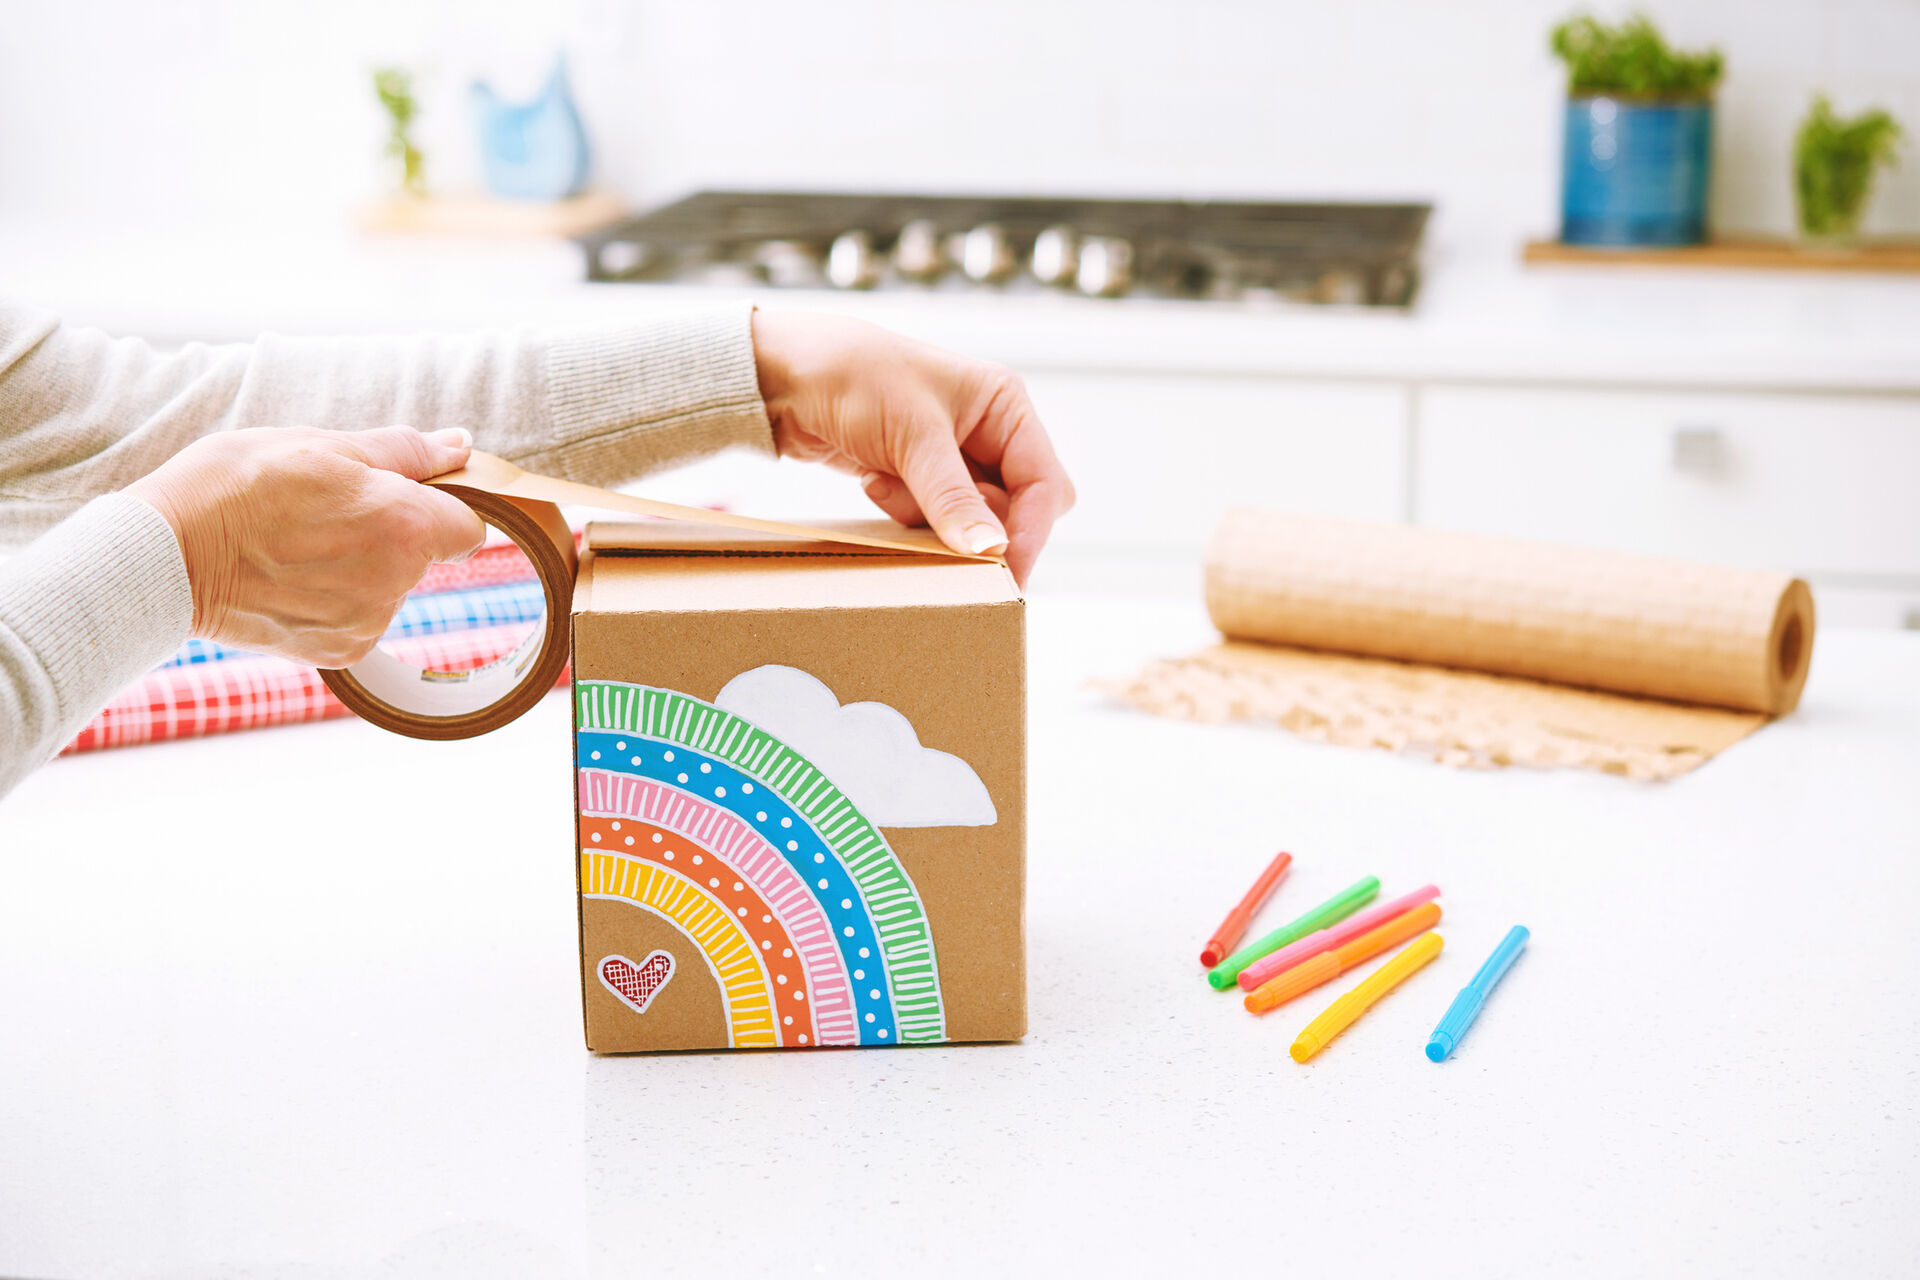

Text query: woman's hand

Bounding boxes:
[126,426,485,667]
[751,311,1074,586]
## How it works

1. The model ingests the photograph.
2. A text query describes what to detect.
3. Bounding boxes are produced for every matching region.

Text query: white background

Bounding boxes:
[1,0,1916,247]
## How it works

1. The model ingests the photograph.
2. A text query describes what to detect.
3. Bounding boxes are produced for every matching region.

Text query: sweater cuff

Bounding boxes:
[0,492,192,732]
[529,304,774,482]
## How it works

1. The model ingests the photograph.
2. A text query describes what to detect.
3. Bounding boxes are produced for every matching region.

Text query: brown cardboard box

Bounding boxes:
[571,521,1026,1052]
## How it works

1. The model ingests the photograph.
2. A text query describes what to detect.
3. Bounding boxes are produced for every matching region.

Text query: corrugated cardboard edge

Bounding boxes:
[571,544,593,1050]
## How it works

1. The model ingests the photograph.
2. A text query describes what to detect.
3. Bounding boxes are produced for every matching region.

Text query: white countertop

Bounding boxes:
[3,597,1918,1279]
[8,218,1920,393]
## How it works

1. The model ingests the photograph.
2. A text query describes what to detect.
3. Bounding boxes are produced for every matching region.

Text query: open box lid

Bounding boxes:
[576,520,1021,614]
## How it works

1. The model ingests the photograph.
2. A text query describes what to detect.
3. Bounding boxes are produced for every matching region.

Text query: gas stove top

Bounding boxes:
[579,191,1430,307]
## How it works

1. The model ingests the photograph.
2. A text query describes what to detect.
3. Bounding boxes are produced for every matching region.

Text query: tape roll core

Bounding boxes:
[317,484,577,740]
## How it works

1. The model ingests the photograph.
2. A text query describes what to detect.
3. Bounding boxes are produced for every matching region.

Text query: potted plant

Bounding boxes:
[1550,14,1724,246]
[1793,95,1903,246]
[373,67,426,198]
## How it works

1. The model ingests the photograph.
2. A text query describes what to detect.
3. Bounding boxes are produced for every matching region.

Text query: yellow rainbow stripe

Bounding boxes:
[580,850,779,1048]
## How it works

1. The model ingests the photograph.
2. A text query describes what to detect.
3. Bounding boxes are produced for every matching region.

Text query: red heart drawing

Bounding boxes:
[600,950,675,1014]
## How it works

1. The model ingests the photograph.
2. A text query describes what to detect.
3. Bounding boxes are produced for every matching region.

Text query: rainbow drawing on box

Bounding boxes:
[579,774,858,1045]
[579,851,780,1046]
[577,669,984,1047]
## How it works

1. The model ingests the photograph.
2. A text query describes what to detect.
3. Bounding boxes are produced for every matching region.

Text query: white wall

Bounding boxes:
[1,0,1915,249]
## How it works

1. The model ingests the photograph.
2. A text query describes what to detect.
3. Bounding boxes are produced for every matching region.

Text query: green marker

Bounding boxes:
[1206,876,1381,989]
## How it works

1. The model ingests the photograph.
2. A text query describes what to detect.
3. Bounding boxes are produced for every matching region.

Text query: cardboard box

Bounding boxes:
[571,521,1026,1052]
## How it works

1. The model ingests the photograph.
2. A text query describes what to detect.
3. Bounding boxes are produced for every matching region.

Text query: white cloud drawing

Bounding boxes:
[714,665,997,828]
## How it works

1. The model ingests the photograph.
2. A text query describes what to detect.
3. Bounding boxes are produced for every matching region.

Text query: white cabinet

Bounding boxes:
[631,375,1409,566]
[548,364,1920,619]
[1020,373,1408,553]
[1415,386,1920,577]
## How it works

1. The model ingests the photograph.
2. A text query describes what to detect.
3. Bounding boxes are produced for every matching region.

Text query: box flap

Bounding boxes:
[587,519,959,558]
[578,520,1021,614]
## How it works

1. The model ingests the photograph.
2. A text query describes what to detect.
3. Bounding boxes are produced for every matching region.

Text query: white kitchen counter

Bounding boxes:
[7,219,1920,392]
[2,596,1917,1279]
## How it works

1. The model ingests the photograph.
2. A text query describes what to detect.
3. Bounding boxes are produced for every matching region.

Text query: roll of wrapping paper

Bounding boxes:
[163,580,551,669]
[64,623,563,755]
[1205,509,1813,714]
[317,451,992,741]
[415,532,584,595]
[1108,508,1817,780]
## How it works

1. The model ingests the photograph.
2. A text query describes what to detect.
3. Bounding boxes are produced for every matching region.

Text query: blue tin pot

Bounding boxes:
[1560,97,1713,246]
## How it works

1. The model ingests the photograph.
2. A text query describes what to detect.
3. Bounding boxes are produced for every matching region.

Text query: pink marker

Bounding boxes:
[1235,884,1442,991]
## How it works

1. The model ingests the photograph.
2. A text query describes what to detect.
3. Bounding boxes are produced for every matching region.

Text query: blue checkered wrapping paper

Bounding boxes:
[158,580,549,668]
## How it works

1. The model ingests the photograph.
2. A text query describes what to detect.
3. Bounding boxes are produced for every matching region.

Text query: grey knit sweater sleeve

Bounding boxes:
[0,301,773,796]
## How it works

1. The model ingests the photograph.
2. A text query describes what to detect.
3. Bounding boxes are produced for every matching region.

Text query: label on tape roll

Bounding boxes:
[319,452,995,740]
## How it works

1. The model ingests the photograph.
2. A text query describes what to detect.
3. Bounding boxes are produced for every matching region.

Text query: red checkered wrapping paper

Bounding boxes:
[62,623,571,754]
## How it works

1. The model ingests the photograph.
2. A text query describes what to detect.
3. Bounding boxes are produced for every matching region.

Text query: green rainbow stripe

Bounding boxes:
[577,680,946,1043]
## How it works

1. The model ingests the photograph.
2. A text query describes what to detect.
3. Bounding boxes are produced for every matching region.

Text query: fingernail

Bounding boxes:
[860,471,894,498]
[431,427,473,448]
[962,522,1009,556]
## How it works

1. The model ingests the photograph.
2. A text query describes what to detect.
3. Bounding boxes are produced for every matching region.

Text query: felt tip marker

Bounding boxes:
[1290,931,1444,1062]
[1425,925,1529,1062]
[1199,851,1293,968]
[1207,876,1381,990]
[1243,900,1443,1014]
[1236,884,1441,991]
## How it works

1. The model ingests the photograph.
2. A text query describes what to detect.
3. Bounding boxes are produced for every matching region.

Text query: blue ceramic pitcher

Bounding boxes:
[471,55,590,202]
[1561,97,1712,246]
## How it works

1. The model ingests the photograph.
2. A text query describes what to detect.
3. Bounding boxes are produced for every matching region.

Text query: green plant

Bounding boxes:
[1794,95,1903,240]
[373,67,426,197]
[1550,13,1724,99]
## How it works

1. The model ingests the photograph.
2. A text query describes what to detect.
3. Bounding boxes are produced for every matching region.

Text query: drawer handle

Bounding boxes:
[1671,426,1727,476]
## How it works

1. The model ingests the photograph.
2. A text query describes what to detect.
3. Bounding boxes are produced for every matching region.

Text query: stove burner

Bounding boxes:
[580,191,1429,307]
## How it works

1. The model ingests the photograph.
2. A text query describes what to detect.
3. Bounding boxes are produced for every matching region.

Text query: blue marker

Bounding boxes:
[1425,925,1529,1062]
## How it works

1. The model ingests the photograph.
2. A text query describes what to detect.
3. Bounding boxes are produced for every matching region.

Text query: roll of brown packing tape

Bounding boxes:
[1203,508,1815,715]
[318,451,991,740]
[319,486,578,740]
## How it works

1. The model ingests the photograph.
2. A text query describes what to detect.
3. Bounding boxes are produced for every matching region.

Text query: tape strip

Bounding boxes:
[317,453,992,740]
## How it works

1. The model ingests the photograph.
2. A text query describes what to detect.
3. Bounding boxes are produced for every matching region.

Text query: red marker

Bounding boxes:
[1198,851,1293,968]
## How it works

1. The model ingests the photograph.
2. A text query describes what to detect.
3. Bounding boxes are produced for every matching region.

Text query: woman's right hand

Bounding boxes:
[126,425,485,667]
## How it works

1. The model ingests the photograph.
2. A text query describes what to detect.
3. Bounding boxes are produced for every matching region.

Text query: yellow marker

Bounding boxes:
[1289,931,1444,1063]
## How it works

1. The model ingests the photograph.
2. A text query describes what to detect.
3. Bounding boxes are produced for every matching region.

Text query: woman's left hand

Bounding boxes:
[751,311,1075,587]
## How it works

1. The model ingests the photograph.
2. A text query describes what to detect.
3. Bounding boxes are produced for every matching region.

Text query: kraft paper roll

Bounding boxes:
[1108,508,1817,780]
[319,451,986,740]
[1206,508,1814,714]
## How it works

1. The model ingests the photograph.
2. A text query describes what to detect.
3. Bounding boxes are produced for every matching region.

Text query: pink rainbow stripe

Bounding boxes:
[578,768,859,1046]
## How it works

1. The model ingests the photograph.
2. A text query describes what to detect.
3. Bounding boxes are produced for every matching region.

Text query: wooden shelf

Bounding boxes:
[1523,236,1920,274]
[356,192,628,239]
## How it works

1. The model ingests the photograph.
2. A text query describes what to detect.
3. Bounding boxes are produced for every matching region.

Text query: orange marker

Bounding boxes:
[1199,851,1293,968]
[1243,900,1443,1014]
